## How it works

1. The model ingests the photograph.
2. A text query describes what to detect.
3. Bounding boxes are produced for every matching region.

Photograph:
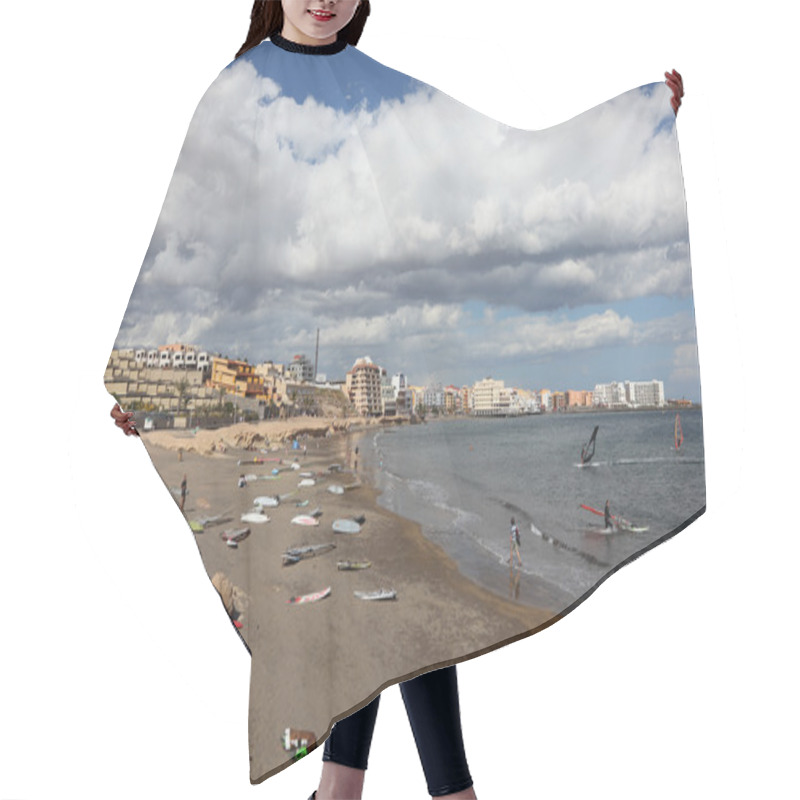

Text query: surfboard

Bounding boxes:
[337,560,371,571]
[354,589,397,601]
[254,495,280,507]
[288,586,331,605]
[333,519,361,534]
[241,512,270,524]
[291,515,319,527]
[220,527,250,543]
[282,543,336,566]
[580,504,648,533]
[617,520,650,533]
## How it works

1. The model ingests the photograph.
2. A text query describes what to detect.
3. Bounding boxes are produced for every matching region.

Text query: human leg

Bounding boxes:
[400,666,475,798]
[315,694,381,800]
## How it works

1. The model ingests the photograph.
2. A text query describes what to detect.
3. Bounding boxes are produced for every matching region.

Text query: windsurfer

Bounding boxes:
[604,500,613,531]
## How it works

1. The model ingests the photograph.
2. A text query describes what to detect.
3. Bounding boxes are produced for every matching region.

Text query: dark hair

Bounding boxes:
[236,1,371,59]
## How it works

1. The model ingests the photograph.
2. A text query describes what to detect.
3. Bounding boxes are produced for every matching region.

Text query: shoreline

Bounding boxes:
[139,402,700,457]
[138,429,554,782]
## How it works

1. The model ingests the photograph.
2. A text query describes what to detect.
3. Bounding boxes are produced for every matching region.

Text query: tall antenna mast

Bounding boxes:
[314,328,320,382]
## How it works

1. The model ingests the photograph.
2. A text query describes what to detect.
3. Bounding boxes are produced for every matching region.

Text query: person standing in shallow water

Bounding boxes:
[110,1,685,797]
[510,517,523,571]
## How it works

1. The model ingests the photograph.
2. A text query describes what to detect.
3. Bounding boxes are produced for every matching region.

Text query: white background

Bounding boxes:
[1,1,795,798]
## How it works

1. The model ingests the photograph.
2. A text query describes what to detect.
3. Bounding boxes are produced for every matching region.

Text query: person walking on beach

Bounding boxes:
[604,499,613,531]
[179,474,187,512]
[510,516,523,570]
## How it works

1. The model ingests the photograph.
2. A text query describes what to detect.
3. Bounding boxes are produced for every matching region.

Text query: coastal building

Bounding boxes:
[153,343,201,370]
[538,389,552,412]
[593,380,666,408]
[345,357,383,417]
[407,385,425,416]
[255,360,285,379]
[210,357,265,399]
[104,348,218,414]
[625,380,665,407]
[444,385,463,414]
[566,389,594,407]
[472,378,516,416]
[423,384,445,412]
[461,385,473,414]
[516,388,542,414]
[391,373,409,415]
[593,381,627,408]
[287,354,314,383]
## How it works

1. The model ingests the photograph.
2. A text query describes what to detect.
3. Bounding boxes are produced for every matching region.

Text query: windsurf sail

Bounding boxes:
[580,425,599,464]
[674,413,684,450]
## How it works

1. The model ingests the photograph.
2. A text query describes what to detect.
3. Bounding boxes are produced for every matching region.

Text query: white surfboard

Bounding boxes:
[354,589,397,601]
[333,519,361,534]
[254,495,280,507]
[241,512,270,524]
[291,515,320,527]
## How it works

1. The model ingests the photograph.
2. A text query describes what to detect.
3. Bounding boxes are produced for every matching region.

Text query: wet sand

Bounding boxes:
[141,424,554,783]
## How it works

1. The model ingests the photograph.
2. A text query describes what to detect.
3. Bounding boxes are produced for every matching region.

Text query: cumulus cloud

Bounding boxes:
[115,58,695,393]
[670,343,701,383]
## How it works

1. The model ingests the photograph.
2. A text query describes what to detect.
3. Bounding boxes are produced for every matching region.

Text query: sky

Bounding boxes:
[115,40,701,401]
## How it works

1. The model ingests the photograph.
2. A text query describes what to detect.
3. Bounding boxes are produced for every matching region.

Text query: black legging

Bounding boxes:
[323,665,473,797]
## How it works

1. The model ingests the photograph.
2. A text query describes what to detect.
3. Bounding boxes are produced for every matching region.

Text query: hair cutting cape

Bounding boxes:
[105,35,705,783]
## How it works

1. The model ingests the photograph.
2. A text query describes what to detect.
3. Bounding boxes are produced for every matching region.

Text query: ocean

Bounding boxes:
[358,410,705,612]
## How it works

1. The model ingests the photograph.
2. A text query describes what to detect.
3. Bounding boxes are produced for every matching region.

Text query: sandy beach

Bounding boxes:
[140,419,554,783]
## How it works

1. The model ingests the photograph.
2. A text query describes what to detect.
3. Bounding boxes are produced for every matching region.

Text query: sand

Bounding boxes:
[141,423,554,783]
[144,415,383,456]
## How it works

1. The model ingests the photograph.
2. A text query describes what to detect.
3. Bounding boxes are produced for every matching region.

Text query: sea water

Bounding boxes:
[359,410,705,611]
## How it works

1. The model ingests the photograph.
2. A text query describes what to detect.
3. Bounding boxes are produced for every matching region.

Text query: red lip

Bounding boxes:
[307,10,335,21]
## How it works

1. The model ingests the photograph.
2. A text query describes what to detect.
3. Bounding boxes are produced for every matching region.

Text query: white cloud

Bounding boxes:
[670,342,701,383]
[116,58,694,392]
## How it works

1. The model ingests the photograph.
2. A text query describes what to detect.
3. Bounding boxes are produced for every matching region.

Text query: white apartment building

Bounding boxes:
[391,373,408,415]
[625,379,666,407]
[287,354,314,383]
[593,379,666,408]
[423,384,444,411]
[473,378,509,416]
[593,381,628,407]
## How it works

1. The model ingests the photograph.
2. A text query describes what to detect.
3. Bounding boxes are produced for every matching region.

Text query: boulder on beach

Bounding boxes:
[211,572,234,614]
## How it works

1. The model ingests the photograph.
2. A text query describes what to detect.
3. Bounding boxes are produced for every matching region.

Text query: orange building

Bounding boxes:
[210,357,266,399]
